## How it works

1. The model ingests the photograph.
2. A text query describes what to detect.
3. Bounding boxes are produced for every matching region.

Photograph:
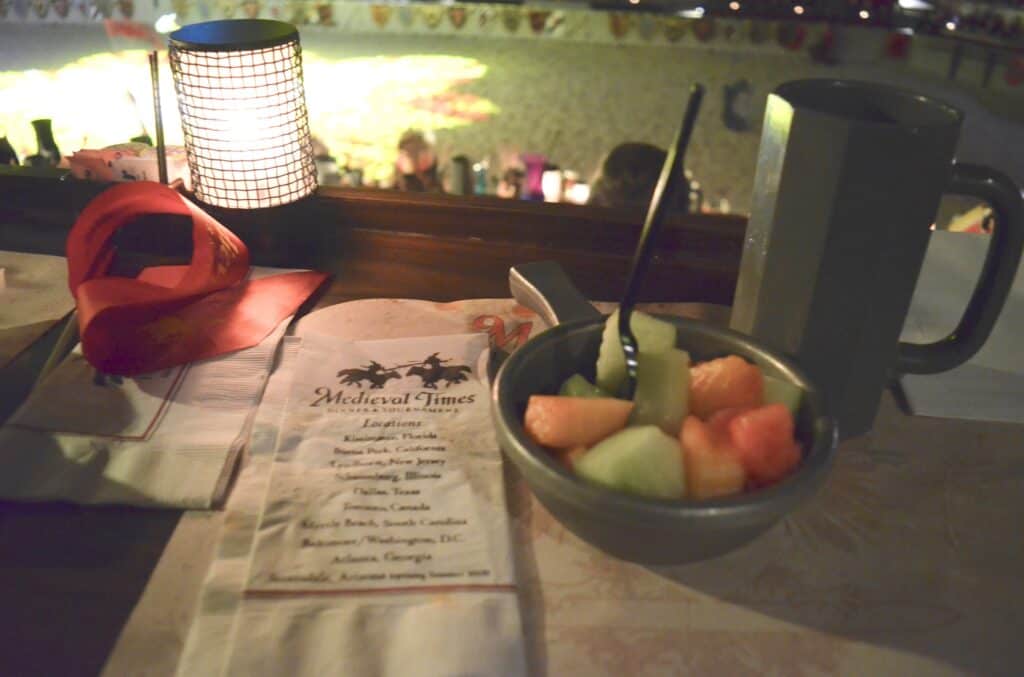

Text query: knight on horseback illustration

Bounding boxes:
[406,352,471,389]
[337,360,401,389]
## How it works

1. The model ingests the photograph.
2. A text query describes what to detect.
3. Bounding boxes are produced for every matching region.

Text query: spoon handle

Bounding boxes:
[620,82,705,315]
[619,83,705,398]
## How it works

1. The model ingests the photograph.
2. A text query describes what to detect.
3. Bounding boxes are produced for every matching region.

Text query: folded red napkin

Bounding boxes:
[67,182,328,375]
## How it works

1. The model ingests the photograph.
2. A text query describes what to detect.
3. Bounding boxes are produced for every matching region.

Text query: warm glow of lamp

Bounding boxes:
[168,20,316,209]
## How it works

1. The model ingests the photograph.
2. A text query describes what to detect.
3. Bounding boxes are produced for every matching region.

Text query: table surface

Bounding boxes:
[2,269,1023,676]
[1,306,1022,677]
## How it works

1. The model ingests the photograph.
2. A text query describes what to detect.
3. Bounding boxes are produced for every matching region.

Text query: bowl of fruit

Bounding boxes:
[491,263,838,565]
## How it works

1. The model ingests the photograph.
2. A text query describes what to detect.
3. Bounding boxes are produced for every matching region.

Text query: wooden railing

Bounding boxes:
[0,167,748,305]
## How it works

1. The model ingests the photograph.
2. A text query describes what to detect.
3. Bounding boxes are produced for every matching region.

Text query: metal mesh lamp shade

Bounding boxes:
[168,20,316,209]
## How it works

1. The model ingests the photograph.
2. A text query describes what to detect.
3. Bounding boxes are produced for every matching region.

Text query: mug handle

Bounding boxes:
[895,163,1024,375]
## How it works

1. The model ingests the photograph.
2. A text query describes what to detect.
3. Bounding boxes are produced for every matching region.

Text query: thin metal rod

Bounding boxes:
[149,50,169,185]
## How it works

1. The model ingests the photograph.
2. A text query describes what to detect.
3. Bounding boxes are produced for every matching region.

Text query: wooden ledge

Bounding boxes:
[0,168,747,304]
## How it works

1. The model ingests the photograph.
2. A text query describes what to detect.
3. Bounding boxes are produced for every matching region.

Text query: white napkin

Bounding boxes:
[898,230,1024,423]
[0,318,290,509]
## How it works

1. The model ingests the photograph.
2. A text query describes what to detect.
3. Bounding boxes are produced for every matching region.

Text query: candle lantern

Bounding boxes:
[168,19,316,209]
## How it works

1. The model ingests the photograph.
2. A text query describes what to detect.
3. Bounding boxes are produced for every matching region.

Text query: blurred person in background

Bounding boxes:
[393,129,443,192]
[496,167,525,199]
[587,142,695,212]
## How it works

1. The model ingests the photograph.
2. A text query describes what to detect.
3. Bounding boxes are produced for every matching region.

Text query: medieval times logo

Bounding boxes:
[336,353,471,390]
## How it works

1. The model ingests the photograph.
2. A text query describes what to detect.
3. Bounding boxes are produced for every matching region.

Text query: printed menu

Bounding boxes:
[245,331,516,595]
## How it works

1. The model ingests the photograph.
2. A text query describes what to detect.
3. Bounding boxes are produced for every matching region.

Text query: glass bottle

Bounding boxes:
[31,119,61,166]
[0,136,18,166]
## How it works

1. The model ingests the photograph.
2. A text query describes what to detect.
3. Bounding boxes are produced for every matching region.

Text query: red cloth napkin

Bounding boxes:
[67,182,328,375]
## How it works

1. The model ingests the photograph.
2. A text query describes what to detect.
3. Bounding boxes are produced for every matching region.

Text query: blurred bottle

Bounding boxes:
[541,168,564,202]
[687,176,704,213]
[0,136,18,166]
[520,153,547,201]
[343,167,363,188]
[26,119,61,167]
[472,160,489,195]
[448,155,474,196]
[315,155,342,186]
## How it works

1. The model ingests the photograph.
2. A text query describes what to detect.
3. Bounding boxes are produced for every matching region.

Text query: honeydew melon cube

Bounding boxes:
[596,310,678,397]
[574,425,685,500]
[762,374,803,416]
[559,373,611,398]
[628,347,691,436]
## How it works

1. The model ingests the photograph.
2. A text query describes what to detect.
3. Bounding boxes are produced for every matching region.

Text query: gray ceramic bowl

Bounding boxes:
[490,263,838,565]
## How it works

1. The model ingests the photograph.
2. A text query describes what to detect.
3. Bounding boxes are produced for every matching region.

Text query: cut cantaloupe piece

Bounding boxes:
[629,347,691,436]
[679,415,746,500]
[574,425,685,500]
[689,355,764,420]
[595,310,678,397]
[523,395,633,449]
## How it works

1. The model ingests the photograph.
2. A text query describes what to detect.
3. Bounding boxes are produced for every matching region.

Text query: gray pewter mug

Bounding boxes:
[730,79,1024,439]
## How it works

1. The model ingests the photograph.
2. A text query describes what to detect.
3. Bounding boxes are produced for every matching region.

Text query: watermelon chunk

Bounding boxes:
[679,415,746,500]
[629,347,691,436]
[523,395,633,449]
[559,373,610,398]
[727,404,802,487]
[574,425,686,500]
[689,355,764,420]
[595,310,678,397]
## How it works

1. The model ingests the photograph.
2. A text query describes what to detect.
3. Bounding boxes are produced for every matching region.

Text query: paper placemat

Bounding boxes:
[221,330,525,676]
[0,318,290,509]
[244,332,514,594]
[0,250,74,368]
